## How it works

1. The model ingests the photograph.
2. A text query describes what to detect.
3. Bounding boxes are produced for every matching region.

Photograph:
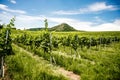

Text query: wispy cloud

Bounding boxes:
[53,10,80,15]
[17,15,44,21]
[0,4,26,14]
[94,16,105,24]
[53,2,117,15]
[88,2,116,11]
[9,0,16,4]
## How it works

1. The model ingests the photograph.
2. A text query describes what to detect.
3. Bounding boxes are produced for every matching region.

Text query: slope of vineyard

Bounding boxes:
[14,41,120,80]
[1,24,120,80]
[11,30,120,80]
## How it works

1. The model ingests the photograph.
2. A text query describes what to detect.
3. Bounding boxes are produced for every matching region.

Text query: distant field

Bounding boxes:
[12,30,120,37]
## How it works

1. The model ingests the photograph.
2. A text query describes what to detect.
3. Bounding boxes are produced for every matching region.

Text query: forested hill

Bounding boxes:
[27,23,77,31]
[49,23,77,31]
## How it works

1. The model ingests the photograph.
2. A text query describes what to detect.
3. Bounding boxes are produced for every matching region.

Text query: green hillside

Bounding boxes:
[50,23,76,31]
[27,23,77,31]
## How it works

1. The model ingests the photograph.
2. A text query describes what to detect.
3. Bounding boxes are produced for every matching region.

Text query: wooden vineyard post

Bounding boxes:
[113,37,115,47]
[49,33,56,64]
[0,30,8,78]
[0,57,4,78]
[77,36,81,59]
[89,37,91,53]
[70,44,72,55]
[0,58,1,77]
[99,37,101,50]
[104,38,106,51]
[50,33,52,64]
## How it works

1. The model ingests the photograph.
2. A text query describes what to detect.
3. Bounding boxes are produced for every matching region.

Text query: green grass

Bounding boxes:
[16,42,120,80]
[5,44,68,80]
[57,42,120,80]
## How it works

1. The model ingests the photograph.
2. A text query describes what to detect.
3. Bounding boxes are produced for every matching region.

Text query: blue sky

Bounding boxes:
[0,0,120,31]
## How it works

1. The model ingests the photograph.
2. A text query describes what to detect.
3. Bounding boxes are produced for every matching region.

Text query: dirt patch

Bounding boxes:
[57,68,80,80]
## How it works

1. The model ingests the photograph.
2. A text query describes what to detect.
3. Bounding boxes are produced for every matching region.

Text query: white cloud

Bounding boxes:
[90,21,120,31]
[15,15,45,29]
[17,15,44,21]
[53,10,80,15]
[88,2,116,11]
[0,4,26,14]
[53,2,117,15]
[9,0,16,4]
[74,19,120,31]
[0,11,120,31]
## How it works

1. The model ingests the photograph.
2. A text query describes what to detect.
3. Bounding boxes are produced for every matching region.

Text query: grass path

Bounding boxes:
[13,44,80,80]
